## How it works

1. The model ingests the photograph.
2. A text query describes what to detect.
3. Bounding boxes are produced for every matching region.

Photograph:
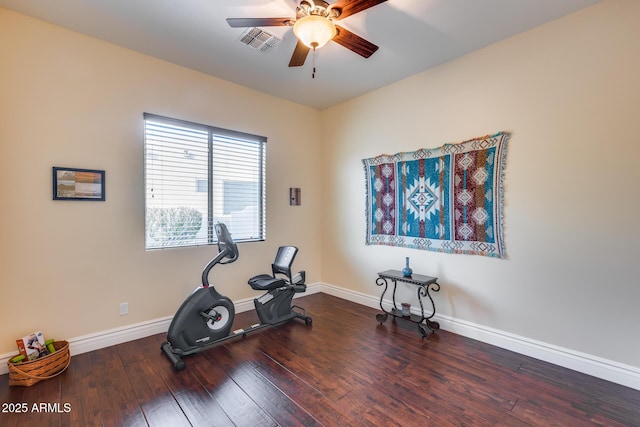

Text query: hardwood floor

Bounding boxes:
[1,293,639,426]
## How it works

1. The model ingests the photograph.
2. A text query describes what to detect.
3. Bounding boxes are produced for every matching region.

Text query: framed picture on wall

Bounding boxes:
[52,167,105,201]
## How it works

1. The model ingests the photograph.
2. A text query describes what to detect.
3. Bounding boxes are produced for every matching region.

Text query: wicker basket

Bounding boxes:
[7,340,71,386]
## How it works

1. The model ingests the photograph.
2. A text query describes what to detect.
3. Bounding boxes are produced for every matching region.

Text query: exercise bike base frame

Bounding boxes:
[161,303,311,371]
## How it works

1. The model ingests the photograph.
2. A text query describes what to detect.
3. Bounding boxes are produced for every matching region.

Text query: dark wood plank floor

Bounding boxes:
[1,293,639,426]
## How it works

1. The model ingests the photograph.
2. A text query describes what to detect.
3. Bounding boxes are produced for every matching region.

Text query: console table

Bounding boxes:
[375,269,440,338]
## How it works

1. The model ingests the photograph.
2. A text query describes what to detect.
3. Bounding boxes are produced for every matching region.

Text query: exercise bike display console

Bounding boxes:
[161,223,312,371]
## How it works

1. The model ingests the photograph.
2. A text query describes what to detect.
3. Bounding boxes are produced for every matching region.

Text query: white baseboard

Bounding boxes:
[0,283,324,376]
[3,282,638,392]
[320,282,640,391]
[435,314,640,391]
[0,316,173,376]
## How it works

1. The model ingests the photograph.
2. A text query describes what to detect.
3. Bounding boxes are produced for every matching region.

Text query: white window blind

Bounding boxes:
[144,113,266,249]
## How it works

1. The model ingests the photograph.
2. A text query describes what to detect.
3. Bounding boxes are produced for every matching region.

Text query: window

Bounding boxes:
[144,113,266,249]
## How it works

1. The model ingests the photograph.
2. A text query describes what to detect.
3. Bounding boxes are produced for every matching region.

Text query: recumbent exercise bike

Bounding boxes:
[161,223,312,370]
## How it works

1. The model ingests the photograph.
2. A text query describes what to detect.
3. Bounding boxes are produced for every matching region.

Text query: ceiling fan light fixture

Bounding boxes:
[293,15,337,49]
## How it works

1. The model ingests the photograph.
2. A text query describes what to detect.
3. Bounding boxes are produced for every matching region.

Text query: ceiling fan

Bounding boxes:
[227,0,388,67]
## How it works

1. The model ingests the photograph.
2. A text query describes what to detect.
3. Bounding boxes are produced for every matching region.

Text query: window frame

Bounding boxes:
[143,113,267,250]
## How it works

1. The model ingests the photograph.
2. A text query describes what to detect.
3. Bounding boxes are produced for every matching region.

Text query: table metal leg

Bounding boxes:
[418,282,441,332]
[375,276,390,323]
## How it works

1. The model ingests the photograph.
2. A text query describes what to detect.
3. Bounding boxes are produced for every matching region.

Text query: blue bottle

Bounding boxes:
[402,257,413,277]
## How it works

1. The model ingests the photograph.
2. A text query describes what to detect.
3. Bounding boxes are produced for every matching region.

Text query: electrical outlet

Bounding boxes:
[119,302,128,316]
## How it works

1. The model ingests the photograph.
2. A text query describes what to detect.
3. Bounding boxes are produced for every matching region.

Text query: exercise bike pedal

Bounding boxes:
[200,310,222,322]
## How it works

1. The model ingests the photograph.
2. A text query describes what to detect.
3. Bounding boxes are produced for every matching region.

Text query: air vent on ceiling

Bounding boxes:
[238,27,282,53]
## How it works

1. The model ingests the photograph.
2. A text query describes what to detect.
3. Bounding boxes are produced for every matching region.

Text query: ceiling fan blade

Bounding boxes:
[330,0,388,20]
[333,25,378,58]
[226,18,293,28]
[289,40,310,67]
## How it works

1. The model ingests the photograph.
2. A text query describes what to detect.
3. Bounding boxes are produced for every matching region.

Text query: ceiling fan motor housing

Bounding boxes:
[297,0,340,21]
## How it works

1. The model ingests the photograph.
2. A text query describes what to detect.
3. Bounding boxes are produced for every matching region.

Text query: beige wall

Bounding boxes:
[0,9,322,354]
[320,0,640,368]
[1,0,638,373]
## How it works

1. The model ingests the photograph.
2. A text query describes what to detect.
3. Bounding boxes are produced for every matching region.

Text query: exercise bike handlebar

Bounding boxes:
[201,223,238,287]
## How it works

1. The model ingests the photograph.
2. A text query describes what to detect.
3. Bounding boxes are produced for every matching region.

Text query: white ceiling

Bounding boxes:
[0,0,600,110]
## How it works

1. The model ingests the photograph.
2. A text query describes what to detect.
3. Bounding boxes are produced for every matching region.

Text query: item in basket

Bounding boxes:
[45,339,56,354]
[16,331,49,361]
[10,355,26,364]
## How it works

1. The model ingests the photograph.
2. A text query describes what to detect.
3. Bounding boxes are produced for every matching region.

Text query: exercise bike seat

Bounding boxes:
[248,246,303,291]
[248,274,287,291]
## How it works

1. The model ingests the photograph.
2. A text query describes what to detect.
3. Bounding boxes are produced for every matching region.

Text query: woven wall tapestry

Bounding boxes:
[363,132,510,258]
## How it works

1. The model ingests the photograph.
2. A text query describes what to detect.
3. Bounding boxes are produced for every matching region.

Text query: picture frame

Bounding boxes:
[52,167,105,201]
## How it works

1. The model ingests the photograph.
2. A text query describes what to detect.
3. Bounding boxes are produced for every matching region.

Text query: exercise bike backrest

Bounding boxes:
[272,246,298,283]
[201,223,238,287]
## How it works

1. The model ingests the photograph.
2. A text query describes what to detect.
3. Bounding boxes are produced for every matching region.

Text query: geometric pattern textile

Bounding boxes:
[363,132,510,258]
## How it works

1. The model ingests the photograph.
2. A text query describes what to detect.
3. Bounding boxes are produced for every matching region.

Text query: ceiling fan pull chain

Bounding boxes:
[312,45,317,79]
